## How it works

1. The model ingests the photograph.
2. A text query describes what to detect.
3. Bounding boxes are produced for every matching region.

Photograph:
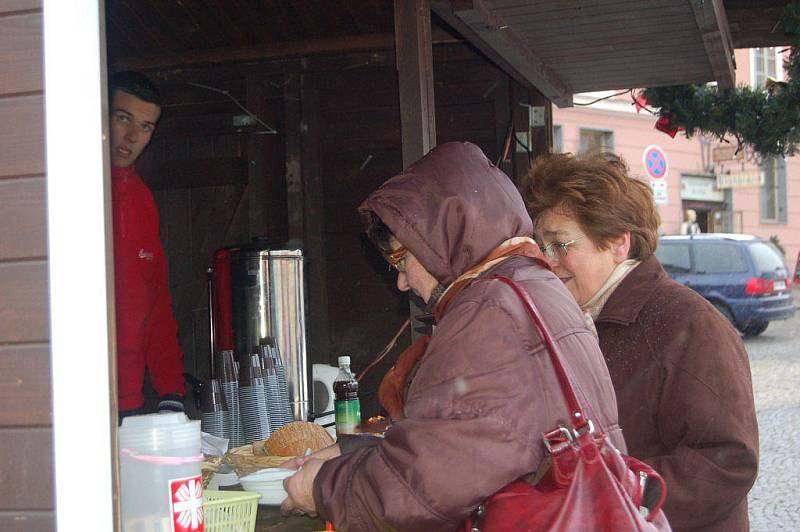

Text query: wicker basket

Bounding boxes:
[224,444,294,477]
[201,455,224,489]
[204,490,260,532]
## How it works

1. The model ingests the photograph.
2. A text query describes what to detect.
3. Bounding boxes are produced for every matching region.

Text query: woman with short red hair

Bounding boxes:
[526,152,758,532]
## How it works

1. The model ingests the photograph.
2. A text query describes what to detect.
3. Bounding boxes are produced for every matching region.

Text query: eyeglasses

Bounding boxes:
[384,246,408,273]
[539,236,584,260]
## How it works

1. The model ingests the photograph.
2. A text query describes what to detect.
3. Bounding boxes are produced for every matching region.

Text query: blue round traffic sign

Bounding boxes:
[642,145,668,180]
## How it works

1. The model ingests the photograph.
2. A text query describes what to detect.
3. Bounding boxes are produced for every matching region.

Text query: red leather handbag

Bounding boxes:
[463,276,671,532]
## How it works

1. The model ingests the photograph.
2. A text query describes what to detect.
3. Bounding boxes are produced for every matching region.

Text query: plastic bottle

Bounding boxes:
[333,356,361,437]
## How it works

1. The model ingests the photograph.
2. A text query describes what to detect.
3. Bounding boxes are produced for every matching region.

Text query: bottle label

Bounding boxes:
[335,398,361,435]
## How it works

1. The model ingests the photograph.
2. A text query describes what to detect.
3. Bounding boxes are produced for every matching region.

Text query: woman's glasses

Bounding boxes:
[385,246,408,273]
[539,236,584,260]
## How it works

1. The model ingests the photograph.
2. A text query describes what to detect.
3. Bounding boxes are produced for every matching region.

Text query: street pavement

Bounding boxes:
[746,288,800,531]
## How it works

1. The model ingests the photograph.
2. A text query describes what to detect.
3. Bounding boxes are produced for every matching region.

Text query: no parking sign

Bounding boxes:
[642,145,668,205]
[643,145,668,180]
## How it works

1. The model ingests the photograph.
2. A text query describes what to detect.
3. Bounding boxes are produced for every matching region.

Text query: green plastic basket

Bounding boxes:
[204,490,260,532]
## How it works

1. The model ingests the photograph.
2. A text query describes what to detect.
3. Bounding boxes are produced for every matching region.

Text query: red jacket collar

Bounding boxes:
[111,165,138,181]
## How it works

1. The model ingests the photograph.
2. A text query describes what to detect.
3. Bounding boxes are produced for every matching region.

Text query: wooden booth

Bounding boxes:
[0,0,789,530]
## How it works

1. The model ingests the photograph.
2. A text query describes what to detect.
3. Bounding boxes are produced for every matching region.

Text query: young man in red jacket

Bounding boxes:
[110,72,186,419]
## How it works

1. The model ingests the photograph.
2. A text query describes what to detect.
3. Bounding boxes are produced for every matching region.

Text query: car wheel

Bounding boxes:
[711,301,736,327]
[740,320,769,337]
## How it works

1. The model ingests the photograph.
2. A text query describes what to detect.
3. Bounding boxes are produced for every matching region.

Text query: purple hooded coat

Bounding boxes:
[312,142,626,531]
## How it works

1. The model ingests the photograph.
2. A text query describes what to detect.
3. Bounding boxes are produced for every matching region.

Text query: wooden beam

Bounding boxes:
[394,0,437,339]
[111,30,461,72]
[690,0,735,89]
[394,0,437,167]
[432,0,572,108]
[530,88,553,160]
[299,74,331,367]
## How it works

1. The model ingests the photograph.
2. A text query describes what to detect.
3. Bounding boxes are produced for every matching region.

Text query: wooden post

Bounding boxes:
[394,0,436,338]
[298,74,331,365]
[528,87,553,160]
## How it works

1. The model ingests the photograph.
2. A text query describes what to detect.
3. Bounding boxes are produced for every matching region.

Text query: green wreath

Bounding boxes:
[642,2,800,158]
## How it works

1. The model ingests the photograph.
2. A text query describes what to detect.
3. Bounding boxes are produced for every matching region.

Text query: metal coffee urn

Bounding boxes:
[226,241,309,421]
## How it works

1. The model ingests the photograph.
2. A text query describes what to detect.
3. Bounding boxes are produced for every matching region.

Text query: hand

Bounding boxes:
[280,444,341,470]
[281,458,325,516]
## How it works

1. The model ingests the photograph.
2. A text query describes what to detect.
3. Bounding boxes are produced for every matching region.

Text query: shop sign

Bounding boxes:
[643,145,668,180]
[681,175,725,202]
[712,145,744,163]
[650,180,668,205]
[716,170,764,189]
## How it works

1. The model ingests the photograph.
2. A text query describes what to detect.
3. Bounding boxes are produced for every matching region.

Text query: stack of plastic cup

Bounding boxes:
[200,378,229,439]
[263,336,294,425]
[214,349,243,448]
[259,344,286,432]
[239,353,271,444]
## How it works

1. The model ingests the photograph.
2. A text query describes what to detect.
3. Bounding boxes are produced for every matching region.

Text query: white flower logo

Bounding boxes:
[172,477,204,530]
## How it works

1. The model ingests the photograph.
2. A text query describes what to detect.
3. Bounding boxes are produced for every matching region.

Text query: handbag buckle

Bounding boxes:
[572,419,595,440]
[543,426,574,453]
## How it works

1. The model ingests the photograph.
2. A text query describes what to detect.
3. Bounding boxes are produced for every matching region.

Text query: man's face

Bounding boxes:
[109,89,161,167]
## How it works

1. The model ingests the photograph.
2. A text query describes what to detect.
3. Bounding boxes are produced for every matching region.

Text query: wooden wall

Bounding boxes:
[312,44,546,414]
[136,42,548,417]
[136,73,287,387]
[0,1,56,530]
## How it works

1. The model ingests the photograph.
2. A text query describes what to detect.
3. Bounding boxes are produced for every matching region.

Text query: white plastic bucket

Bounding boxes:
[119,413,203,532]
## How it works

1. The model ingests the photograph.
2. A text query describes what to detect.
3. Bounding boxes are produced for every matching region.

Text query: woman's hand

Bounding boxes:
[281,457,326,516]
[280,443,341,470]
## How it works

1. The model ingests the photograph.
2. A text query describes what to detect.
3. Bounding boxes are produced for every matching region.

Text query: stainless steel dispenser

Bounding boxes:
[229,245,309,421]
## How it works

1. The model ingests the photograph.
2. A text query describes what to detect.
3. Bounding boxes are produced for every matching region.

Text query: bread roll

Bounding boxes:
[265,421,334,457]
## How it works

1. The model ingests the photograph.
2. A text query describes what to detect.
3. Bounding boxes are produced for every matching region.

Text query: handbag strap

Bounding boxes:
[484,275,591,434]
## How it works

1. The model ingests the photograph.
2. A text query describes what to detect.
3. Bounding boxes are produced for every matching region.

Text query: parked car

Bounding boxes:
[655,234,796,337]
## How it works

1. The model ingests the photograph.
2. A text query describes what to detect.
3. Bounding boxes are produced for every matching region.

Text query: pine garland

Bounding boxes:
[642,2,800,158]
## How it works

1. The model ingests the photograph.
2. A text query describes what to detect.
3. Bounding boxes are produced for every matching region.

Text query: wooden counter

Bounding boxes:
[255,505,326,531]
[215,485,326,531]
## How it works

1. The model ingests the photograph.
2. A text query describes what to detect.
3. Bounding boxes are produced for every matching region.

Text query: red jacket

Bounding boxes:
[112,165,185,411]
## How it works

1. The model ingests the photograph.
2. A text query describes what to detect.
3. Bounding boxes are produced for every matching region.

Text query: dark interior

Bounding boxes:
[105,0,550,416]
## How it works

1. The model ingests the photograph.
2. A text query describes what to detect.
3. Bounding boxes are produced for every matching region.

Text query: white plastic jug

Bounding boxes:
[119,413,203,532]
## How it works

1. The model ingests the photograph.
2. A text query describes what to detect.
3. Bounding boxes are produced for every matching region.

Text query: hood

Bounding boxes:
[359,141,533,286]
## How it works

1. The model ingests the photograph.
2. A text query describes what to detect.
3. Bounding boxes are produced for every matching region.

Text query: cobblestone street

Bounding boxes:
[746,289,800,531]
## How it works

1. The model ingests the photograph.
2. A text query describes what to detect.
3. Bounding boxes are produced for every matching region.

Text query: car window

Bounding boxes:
[748,241,787,273]
[655,243,691,272]
[694,243,749,274]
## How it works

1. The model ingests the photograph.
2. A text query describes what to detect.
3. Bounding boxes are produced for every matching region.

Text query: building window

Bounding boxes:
[579,128,613,155]
[752,47,779,88]
[553,125,563,153]
[761,156,787,223]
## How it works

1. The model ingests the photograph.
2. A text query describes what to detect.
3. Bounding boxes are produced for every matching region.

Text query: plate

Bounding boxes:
[239,468,296,505]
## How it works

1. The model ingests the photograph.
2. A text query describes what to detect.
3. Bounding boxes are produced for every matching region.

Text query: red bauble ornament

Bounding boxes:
[655,116,682,138]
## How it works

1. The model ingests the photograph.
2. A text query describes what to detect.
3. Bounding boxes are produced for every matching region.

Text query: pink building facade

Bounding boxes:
[553,48,800,278]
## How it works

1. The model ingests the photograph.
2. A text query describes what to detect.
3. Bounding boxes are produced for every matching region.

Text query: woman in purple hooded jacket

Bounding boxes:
[280,142,626,531]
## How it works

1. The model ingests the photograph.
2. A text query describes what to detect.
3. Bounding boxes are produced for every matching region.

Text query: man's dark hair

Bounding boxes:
[109,71,162,107]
